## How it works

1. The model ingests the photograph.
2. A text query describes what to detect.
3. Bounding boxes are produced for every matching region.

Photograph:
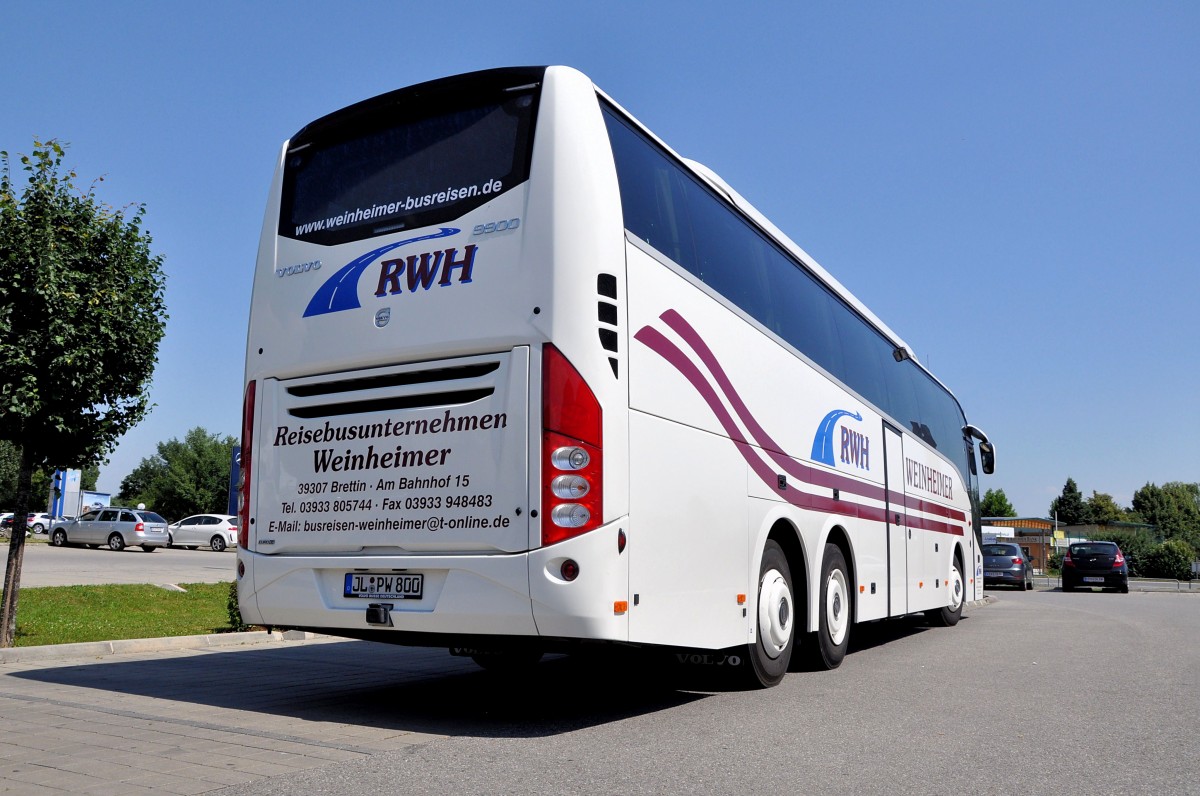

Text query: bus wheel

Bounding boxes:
[927,557,964,627]
[746,540,794,688]
[803,543,850,671]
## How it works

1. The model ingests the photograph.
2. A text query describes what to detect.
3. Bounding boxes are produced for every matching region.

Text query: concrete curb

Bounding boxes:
[0,629,321,665]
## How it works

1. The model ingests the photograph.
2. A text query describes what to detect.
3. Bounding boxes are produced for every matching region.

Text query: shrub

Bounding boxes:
[227,580,250,631]
[1145,539,1196,581]
[1047,549,1064,574]
[1089,529,1155,577]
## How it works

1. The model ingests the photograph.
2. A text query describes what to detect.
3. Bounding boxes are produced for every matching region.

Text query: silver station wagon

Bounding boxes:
[50,507,171,552]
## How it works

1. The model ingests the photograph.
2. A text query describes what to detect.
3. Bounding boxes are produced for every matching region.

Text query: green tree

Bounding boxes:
[1050,477,1088,525]
[0,140,167,647]
[118,428,237,521]
[1132,482,1200,550]
[0,441,18,507]
[1085,491,1128,524]
[980,488,1017,517]
[0,441,97,510]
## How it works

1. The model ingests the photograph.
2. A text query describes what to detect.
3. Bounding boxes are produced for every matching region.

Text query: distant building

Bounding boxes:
[982,518,1161,574]
[983,517,1057,572]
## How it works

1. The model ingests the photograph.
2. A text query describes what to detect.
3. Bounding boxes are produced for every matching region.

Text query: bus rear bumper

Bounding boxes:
[237,521,630,644]
[237,549,539,637]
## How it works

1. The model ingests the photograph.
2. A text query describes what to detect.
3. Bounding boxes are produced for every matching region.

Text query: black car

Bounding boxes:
[1062,541,1129,593]
[982,542,1034,590]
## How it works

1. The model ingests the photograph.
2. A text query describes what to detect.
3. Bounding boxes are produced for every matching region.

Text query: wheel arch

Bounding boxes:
[766,517,807,620]
[823,524,856,624]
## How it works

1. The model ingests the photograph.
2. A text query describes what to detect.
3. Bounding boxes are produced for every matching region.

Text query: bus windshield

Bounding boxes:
[280,83,539,246]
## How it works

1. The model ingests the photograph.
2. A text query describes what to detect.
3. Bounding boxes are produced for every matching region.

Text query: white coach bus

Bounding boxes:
[238,66,995,687]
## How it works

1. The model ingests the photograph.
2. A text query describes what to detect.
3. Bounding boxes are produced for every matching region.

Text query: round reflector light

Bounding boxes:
[551,475,590,499]
[560,559,580,581]
[551,446,590,471]
[551,503,591,528]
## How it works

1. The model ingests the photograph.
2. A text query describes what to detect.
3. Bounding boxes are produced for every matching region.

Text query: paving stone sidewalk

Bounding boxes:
[0,634,471,794]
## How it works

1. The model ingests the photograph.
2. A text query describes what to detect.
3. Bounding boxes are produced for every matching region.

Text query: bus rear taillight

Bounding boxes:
[542,345,602,546]
[238,381,256,549]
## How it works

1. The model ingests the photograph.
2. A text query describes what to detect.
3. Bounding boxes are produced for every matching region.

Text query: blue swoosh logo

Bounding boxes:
[810,409,863,465]
[303,228,459,317]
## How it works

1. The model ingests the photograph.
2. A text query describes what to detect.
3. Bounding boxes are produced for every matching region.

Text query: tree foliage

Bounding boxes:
[0,442,17,508]
[1132,482,1200,550]
[1049,478,1088,525]
[980,488,1016,517]
[117,427,237,521]
[1084,491,1128,524]
[0,440,98,509]
[0,139,167,647]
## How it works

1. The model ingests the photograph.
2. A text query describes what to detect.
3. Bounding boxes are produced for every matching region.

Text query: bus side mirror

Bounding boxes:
[979,440,995,475]
[963,424,995,475]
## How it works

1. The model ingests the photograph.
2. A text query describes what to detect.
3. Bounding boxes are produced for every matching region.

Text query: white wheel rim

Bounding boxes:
[825,568,849,646]
[758,568,793,659]
[949,566,964,611]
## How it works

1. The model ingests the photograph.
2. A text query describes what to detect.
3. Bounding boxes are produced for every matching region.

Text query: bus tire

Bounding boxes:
[746,540,794,688]
[927,556,964,627]
[803,543,850,671]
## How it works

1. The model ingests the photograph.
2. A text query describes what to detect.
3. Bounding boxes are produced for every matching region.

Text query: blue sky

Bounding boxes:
[4,2,1197,517]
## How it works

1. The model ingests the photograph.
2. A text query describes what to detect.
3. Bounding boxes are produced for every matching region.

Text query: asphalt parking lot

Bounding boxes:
[2,589,1199,795]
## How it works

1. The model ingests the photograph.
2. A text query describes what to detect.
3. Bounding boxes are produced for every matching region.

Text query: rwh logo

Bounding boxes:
[840,426,869,471]
[811,409,869,471]
[374,246,476,297]
[303,228,477,318]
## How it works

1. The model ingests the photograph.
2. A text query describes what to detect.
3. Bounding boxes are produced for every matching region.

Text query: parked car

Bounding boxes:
[1,513,32,537]
[1062,541,1129,593]
[982,542,1034,590]
[168,514,238,552]
[50,507,170,552]
[26,512,58,534]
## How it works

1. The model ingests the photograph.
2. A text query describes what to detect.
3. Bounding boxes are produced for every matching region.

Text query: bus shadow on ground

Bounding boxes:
[11,640,711,738]
[11,613,947,738]
[847,613,937,655]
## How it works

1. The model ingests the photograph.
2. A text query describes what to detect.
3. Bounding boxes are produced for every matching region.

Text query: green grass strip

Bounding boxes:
[3,582,237,647]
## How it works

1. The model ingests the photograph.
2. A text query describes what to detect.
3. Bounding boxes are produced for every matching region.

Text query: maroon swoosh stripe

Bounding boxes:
[635,314,964,536]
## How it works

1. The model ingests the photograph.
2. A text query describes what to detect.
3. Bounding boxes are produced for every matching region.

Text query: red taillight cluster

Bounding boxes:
[238,381,256,549]
[134,522,145,533]
[1113,550,1125,568]
[1012,557,1024,565]
[1063,552,1074,568]
[541,345,602,546]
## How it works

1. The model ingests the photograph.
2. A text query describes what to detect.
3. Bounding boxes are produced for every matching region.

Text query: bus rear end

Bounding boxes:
[238,67,630,654]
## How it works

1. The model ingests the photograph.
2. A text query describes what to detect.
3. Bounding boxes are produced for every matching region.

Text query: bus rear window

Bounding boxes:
[280,77,539,246]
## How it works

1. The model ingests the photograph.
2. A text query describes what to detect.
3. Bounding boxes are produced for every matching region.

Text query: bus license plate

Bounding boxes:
[344,573,424,600]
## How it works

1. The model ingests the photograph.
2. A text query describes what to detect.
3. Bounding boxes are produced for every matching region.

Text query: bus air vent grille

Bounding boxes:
[597,273,620,378]
[284,358,502,419]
